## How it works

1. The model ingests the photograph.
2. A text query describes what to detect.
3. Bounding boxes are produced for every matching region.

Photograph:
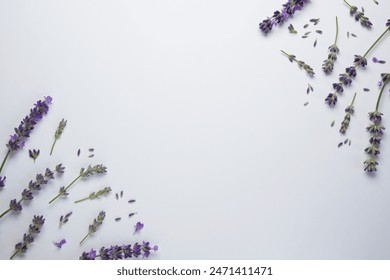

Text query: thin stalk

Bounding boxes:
[376,81,389,111]
[0,208,12,219]
[74,197,90,204]
[0,150,11,174]
[281,50,295,62]
[350,92,357,106]
[80,232,92,244]
[10,250,19,260]
[48,174,81,204]
[363,27,390,58]
[342,0,352,8]
[49,139,57,156]
[334,16,339,44]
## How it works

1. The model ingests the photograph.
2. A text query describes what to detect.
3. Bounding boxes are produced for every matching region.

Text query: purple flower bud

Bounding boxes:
[0,176,5,188]
[372,57,378,63]
[9,199,22,212]
[54,239,66,249]
[134,222,144,234]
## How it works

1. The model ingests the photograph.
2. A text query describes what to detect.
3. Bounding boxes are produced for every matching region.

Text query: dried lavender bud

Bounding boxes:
[372,57,386,64]
[331,120,335,127]
[59,211,73,228]
[349,140,352,146]
[338,142,343,148]
[28,149,40,162]
[313,38,317,47]
[351,33,358,38]
[134,222,144,234]
[307,83,313,94]
[302,35,308,39]
[88,154,94,158]
[259,0,310,34]
[347,31,350,38]
[373,0,379,4]
[115,193,119,200]
[80,211,106,244]
[343,0,373,29]
[340,93,357,134]
[303,24,309,29]
[304,31,311,36]
[363,88,370,92]
[0,165,64,220]
[74,186,112,203]
[364,73,390,172]
[315,30,322,34]
[344,138,349,144]
[54,239,66,249]
[310,18,320,25]
[281,50,315,76]
[115,217,121,222]
[128,199,136,203]
[120,190,123,198]
[288,24,297,34]
[0,97,52,183]
[49,164,107,204]
[10,215,45,259]
[303,102,309,106]
[88,148,94,152]
[322,17,339,74]
[80,241,158,260]
[77,149,81,157]
[50,119,67,156]
[128,212,137,218]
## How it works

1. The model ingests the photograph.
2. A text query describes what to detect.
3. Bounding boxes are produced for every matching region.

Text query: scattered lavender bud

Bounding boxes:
[338,142,343,148]
[344,138,349,144]
[28,149,40,162]
[303,24,309,29]
[313,38,317,47]
[331,120,335,127]
[80,211,106,244]
[307,83,313,94]
[288,24,297,34]
[0,165,65,220]
[88,154,94,158]
[80,241,158,260]
[115,217,121,222]
[349,139,352,146]
[128,212,137,218]
[373,0,379,5]
[347,31,350,38]
[363,88,370,92]
[49,164,107,204]
[310,18,320,25]
[0,97,52,184]
[373,57,386,64]
[281,50,315,76]
[134,222,144,234]
[343,0,373,29]
[315,30,322,34]
[54,239,66,249]
[59,211,73,228]
[259,0,310,34]
[302,35,308,39]
[115,193,119,200]
[74,186,112,203]
[88,148,94,152]
[128,199,136,203]
[10,215,45,259]
[77,149,81,157]
[50,119,67,156]
[351,33,357,37]
[304,31,311,36]
[364,73,390,172]
[120,190,123,198]
[304,102,309,106]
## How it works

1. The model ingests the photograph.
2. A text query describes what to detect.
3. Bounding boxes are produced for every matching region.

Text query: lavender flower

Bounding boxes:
[339,92,357,134]
[0,97,52,189]
[325,21,390,106]
[281,50,315,76]
[343,0,372,29]
[10,215,45,259]
[80,211,106,244]
[80,242,158,260]
[259,0,310,34]
[0,164,65,220]
[54,239,66,249]
[50,119,67,156]
[134,222,144,234]
[0,176,5,188]
[59,211,73,228]
[29,149,40,162]
[322,17,339,74]
[49,164,107,204]
[74,186,111,203]
[372,57,386,64]
[364,73,390,172]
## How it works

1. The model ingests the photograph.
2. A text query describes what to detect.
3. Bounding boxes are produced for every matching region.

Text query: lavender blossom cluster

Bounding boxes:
[259,0,310,34]
[80,242,158,260]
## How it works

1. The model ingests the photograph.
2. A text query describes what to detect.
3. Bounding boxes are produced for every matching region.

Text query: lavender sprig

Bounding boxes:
[80,211,106,244]
[322,17,339,74]
[74,186,112,203]
[10,215,45,259]
[281,50,315,76]
[0,164,65,220]
[325,21,390,106]
[48,164,107,204]
[339,92,357,134]
[364,73,390,172]
[259,0,310,34]
[50,119,67,156]
[59,211,73,228]
[342,0,372,29]
[80,242,158,260]
[0,96,52,189]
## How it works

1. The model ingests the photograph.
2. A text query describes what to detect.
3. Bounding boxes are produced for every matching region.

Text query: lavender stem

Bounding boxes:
[363,27,390,59]
[48,174,81,204]
[0,150,11,175]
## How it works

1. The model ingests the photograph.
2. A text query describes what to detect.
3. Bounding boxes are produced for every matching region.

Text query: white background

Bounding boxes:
[0,0,390,260]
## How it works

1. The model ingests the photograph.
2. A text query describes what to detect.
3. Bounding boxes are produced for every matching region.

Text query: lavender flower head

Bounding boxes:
[6,96,52,152]
[259,0,310,34]
[80,211,106,244]
[343,0,372,29]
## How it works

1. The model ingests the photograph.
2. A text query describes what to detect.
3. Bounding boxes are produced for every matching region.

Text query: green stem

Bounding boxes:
[74,197,89,204]
[375,80,389,111]
[363,27,390,58]
[0,150,11,174]
[80,231,92,244]
[334,16,339,45]
[350,92,357,106]
[10,249,20,260]
[0,208,12,219]
[49,139,57,156]
[342,0,351,8]
[48,174,81,204]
